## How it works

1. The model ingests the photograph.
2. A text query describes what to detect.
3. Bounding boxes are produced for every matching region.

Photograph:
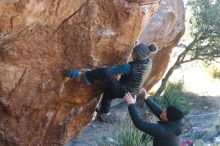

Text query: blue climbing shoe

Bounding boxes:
[64,70,81,77]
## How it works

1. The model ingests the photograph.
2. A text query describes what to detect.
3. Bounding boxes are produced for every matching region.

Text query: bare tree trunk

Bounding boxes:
[154,63,179,98]
[153,38,198,99]
[153,51,187,98]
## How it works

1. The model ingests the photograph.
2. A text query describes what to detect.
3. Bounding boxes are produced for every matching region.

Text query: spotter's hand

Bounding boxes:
[124,92,136,105]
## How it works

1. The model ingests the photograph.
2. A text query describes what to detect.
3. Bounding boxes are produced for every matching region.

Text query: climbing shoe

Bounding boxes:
[64,70,81,77]
[95,107,101,114]
[100,112,120,124]
[95,108,120,124]
[95,107,103,120]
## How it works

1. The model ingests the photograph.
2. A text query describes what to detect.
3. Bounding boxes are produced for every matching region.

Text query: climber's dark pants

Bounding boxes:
[86,68,127,113]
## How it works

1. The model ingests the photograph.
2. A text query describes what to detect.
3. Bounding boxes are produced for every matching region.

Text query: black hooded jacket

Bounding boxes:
[128,98,184,146]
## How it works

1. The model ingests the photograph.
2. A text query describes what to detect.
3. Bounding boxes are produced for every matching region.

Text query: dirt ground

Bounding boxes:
[66,102,129,146]
[186,95,220,114]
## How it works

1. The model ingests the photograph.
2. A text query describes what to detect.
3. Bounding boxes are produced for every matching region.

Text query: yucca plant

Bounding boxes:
[98,119,153,146]
[156,81,190,115]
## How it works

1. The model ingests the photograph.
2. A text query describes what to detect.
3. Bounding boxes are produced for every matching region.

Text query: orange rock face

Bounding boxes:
[0,0,184,145]
[138,0,185,90]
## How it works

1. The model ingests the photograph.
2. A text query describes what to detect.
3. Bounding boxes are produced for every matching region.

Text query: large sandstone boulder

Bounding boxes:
[0,0,184,145]
[139,0,185,90]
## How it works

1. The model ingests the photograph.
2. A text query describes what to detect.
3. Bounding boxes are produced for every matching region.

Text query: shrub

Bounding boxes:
[206,65,220,79]
[194,139,205,146]
[212,67,220,79]
[156,81,190,115]
[98,119,153,146]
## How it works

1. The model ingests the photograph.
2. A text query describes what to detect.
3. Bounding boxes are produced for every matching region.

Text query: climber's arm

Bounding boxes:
[108,63,131,75]
[63,63,131,78]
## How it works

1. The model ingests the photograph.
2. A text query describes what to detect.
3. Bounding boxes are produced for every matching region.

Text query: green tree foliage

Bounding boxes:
[189,0,220,62]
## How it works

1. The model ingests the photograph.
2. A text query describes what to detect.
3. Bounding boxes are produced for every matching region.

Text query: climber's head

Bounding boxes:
[160,105,184,122]
[132,43,157,61]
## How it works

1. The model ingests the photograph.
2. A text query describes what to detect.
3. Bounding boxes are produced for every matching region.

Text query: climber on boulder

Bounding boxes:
[64,43,157,123]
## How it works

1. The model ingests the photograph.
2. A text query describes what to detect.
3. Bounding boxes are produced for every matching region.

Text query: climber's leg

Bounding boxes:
[64,67,109,84]
[99,72,127,113]
[84,68,110,84]
[95,70,127,123]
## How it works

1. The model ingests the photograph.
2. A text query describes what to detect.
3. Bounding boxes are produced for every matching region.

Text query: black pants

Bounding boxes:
[86,68,127,113]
